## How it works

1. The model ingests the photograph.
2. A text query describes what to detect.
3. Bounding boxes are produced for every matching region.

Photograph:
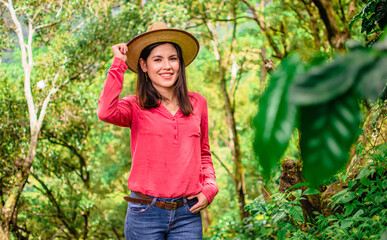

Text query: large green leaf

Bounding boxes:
[253,55,302,176]
[299,91,361,186]
[289,51,375,106]
[288,205,304,223]
[356,56,387,101]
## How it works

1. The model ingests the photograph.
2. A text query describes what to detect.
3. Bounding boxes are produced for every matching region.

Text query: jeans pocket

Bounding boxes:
[128,202,151,214]
[185,198,200,215]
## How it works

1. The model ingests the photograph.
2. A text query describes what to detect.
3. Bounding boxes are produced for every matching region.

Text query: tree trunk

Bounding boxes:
[204,14,249,219]
[0,1,63,238]
[219,63,249,219]
[311,0,352,50]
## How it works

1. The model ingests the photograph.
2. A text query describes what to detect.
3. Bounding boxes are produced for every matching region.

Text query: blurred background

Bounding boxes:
[1,0,386,239]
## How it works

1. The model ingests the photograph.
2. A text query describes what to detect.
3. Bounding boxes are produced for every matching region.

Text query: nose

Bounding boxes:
[162,59,171,69]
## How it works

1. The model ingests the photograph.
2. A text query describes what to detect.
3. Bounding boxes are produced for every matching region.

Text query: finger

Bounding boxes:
[190,204,205,213]
[187,194,198,200]
[122,45,127,54]
[189,203,201,213]
[118,45,124,53]
[189,201,206,212]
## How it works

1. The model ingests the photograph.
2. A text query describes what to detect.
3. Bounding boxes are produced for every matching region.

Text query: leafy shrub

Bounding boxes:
[206,147,386,239]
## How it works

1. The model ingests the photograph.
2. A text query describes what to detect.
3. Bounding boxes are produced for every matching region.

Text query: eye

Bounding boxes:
[170,57,178,61]
[154,58,161,62]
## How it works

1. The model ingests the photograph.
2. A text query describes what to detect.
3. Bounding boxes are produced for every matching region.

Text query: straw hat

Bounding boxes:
[125,22,200,73]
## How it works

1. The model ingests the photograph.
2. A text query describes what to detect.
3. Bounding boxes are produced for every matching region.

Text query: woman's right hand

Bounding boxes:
[112,43,128,63]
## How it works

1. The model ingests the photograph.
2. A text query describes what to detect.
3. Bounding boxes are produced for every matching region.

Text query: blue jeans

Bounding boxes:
[124,191,203,240]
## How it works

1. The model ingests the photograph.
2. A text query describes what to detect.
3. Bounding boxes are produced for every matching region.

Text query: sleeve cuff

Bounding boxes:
[111,57,128,73]
[202,183,218,204]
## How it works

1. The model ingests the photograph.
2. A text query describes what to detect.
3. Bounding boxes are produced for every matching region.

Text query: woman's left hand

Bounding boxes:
[187,192,209,213]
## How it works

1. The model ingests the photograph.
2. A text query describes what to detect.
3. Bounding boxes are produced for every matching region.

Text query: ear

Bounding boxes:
[139,58,147,73]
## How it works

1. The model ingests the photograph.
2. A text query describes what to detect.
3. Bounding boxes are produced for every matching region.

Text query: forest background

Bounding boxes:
[0,0,386,239]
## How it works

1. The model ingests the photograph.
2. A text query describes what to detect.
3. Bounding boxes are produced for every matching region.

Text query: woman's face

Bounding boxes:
[139,43,180,94]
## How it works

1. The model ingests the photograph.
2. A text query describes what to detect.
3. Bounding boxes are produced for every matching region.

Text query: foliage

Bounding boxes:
[253,37,387,186]
[207,153,386,239]
[350,0,387,35]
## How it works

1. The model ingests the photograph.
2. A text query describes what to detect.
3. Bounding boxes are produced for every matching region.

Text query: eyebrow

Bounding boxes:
[151,54,178,58]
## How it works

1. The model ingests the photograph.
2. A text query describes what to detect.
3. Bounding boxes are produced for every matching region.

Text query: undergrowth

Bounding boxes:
[206,143,387,239]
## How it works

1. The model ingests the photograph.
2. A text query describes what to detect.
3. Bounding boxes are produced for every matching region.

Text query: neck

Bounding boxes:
[155,87,176,104]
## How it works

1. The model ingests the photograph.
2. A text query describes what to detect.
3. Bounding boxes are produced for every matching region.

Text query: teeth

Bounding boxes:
[160,74,172,76]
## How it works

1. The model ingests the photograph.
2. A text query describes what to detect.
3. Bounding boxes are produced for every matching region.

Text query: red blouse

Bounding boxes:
[97,58,218,203]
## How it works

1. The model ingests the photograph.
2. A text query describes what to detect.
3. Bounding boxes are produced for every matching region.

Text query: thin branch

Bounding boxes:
[55,0,63,18]
[30,172,79,238]
[300,0,322,48]
[280,22,288,56]
[49,225,65,240]
[32,6,42,21]
[15,7,28,12]
[43,132,88,186]
[232,64,245,110]
[36,66,64,132]
[0,0,8,6]
[34,20,61,30]
[242,0,284,58]
[210,151,235,184]
[207,15,254,22]
[70,18,90,33]
[286,3,312,33]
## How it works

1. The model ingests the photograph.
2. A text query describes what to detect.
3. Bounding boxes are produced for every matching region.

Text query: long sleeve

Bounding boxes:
[97,57,133,127]
[200,98,218,204]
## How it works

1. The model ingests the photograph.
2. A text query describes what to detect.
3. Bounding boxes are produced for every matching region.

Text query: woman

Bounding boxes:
[97,22,218,239]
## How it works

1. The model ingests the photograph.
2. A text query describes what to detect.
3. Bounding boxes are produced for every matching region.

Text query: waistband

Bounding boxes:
[123,191,191,210]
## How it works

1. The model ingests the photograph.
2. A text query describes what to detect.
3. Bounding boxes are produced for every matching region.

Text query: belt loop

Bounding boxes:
[151,197,157,206]
[183,198,187,205]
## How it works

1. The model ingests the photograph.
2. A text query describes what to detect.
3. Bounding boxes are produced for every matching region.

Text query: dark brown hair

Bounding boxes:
[136,42,193,116]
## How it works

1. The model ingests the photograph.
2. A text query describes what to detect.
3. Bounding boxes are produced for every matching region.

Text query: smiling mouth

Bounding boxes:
[160,73,173,78]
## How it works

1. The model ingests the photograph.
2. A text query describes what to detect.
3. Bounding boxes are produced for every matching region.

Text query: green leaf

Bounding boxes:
[289,205,304,223]
[286,182,310,192]
[353,209,365,218]
[253,55,302,176]
[349,11,363,30]
[341,220,353,229]
[348,180,357,190]
[300,91,361,186]
[344,203,356,216]
[273,211,287,223]
[277,227,287,240]
[333,191,357,204]
[356,56,387,100]
[356,166,376,180]
[289,51,375,105]
[304,188,321,196]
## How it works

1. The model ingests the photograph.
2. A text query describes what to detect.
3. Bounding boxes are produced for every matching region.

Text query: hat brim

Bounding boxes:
[126,29,199,73]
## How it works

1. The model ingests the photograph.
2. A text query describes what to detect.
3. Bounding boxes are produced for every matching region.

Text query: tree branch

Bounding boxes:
[36,66,64,133]
[34,20,61,31]
[42,129,90,190]
[211,151,235,183]
[31,172,79,238]
[242,0,284,58]
[6,0,37,130]
[300,0,322,49]
[0,0,8,6]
